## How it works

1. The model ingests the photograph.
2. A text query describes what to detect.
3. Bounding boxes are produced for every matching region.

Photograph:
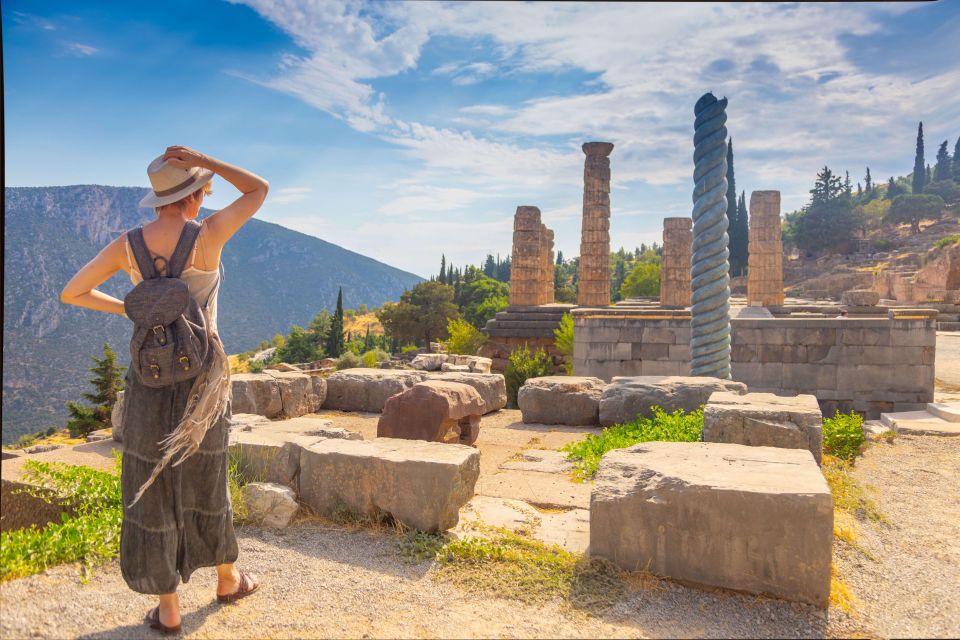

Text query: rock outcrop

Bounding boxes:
[599,376,747,426]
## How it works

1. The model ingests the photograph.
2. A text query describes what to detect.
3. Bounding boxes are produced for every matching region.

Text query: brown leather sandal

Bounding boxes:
[216,571,260,603]
[146,605,182,635]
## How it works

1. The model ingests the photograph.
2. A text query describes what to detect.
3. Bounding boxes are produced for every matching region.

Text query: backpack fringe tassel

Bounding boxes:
[127,308,231,509]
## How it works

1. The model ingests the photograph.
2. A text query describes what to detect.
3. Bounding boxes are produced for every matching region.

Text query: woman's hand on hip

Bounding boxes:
[162,145,211,170]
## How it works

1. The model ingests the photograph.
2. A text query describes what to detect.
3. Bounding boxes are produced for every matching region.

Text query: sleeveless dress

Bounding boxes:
[118,234,239,595]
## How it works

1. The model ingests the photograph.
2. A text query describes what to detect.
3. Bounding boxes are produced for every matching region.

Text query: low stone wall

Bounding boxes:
[573,309,935,417]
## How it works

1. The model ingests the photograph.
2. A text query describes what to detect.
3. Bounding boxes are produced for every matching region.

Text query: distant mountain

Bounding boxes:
[3,185,422,444]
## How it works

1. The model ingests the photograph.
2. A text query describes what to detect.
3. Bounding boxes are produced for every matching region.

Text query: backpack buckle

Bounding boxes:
[152,325,167,345]
[179,355,190,371]
[149,363,161,379]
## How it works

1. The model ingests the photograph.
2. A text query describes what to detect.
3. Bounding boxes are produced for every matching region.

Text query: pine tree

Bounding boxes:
[66,343,125,437]
[954,137,960,181]
[556,250,564,265]
[857,182,862,197]
[483,254,496,278]
[326,287,345,357]
[811,166,843,204]
[438,255,447,285]
[887,176,905,200]
[844,171,852,198]
[912,122,926,194]
[864,167,872,192]
[934,140,950,181]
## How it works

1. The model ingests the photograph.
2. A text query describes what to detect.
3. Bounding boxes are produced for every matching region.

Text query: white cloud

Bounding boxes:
[459,104,511,117]
[65,42,98,56]
[270,186,312,204]
[377,185,485,216]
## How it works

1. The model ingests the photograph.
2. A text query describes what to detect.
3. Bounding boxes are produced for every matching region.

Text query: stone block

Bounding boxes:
[703,392,823,464]
[378,381,484,446]
[586,342,632,361]
[228,431,315,490]
[310,376,327,412]
[298,438,480,532]
[410,353,447,371]
[231,373,283,418]
[589,442,832,607]
[518,376,605,425]
[270,371,316,418]
[323,369,426,413]
[599,376,748,426]
[424,372,507,414]
[242,482,299,528]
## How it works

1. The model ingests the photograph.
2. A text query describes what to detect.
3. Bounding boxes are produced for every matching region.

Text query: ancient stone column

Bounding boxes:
[577,142,614,307]
[509,206,544,306]
[660,217,692,307]
[747,191,784,307]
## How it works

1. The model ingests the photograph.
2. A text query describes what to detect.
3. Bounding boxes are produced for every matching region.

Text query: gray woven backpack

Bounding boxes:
[124,220,210,388]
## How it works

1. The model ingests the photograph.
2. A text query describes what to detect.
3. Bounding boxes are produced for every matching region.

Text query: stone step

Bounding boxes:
[939,322,960,331]
[487,320,564,330]
[880,411,960,436]
[490,312,569,322]
[927,403,960,423]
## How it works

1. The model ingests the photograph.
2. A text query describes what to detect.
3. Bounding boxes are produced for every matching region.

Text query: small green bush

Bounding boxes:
[1,454,123,581]
[822,411,866,462]
[248,359,265,373]
[361,349,390,368]
[563,407,704,480]
[553,314,574,375]
[444,317,487,356]
[401,344,419,354]
[335,351,362,370]
[504,344,554,408]
[934,234,960,249]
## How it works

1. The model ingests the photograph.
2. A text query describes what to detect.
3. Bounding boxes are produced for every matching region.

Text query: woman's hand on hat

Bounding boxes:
[162,146,210,170]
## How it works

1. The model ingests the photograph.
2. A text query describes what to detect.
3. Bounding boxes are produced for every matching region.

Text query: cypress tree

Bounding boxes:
[954,137,960,181]
[926,164,932,184]
[556,250,564,265]
[934,140,950,181]
[912,122,925,194]
[326,287,345,357]
[725,139,747,276]
[864,167,872,192]
[737,191,748,274]
[844,171,852,198]
[438,255,447,284]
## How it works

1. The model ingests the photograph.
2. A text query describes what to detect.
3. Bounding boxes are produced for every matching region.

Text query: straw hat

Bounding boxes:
[139,154,214,208]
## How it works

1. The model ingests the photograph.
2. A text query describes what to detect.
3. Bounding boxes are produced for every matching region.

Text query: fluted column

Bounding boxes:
[509,206,544,306]
[747,191,784,307]
[690,93,731,379]
[577,142,614,307]
[660,217,692,307]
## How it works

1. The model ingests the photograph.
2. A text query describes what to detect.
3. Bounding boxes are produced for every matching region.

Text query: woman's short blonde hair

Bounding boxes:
[155,180,213,214]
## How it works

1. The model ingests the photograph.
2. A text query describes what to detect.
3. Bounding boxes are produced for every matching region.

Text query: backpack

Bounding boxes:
[123,220,210,388]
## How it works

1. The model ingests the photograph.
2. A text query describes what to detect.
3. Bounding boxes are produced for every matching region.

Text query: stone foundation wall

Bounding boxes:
[572,309,935,417]
[480,335,566,373]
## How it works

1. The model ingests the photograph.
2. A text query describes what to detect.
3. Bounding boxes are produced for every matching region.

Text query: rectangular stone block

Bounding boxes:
[586,342,632,361]
[703,392,823,464]
[298,438,480,532]
[590,442,832,607]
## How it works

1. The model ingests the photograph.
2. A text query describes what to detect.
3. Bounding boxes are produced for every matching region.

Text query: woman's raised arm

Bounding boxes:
[60,234,129,315]
[162,146,269,248]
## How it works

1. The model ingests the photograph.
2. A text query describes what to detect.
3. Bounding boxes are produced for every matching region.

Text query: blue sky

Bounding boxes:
[5,1,960,278]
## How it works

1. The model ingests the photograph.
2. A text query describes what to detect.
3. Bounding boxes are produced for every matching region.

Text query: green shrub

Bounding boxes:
[401,344,419,354]
[248,359,265,373]
[553,314,574,375]
[822,411,865,461]
[1,454,122,581]
[934,234,960,249]
[563,407,704,480]
[504,344,554,408]
[335,351,362,370]
[361,349,390,368]
[444,317,487,356]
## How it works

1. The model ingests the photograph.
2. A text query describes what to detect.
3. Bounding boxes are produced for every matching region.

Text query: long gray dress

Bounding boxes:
[119,240,238,595]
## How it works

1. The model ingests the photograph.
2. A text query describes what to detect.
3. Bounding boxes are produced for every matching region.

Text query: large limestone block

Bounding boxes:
[242,482,299,528]
[378,381,484,445]
[298,438,480,532]
[228,431,317,490]
[310,376,327,412]
[411,354,448,371]
[704,392,824,464]
[323,369,427,412]
[599,376,747,426]
[518,376,605,425]
[423,372,507,414]
[841,290,880,306]
[231,373,283,418]
[590,442,833,607]
[269,371,315,417]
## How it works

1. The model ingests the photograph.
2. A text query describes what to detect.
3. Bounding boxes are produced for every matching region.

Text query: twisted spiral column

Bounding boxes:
[690,93,731,378]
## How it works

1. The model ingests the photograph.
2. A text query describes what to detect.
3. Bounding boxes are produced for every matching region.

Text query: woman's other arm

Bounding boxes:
[162,146,269,247]
[60,234,129,315]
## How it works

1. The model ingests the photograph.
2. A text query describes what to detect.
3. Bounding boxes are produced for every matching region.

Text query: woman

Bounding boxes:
[60,146,269,633]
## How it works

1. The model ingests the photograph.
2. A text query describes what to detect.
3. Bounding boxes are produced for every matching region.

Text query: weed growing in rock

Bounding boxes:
[823,411,866,461]
[822,455,884,522]
[1,454,122,581]
[563,406,704,480]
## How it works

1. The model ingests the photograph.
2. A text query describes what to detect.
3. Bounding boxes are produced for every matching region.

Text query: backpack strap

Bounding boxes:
[167,220,203,278]
[127,227,160,280]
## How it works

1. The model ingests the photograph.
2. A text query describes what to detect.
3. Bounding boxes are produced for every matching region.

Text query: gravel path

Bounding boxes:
[2,521,856,639]
[833,434,960,638]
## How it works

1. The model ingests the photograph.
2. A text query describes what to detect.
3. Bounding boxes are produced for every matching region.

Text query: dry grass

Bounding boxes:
[344,312,385,337]
[830,564,856,614]
[822,455,885,522]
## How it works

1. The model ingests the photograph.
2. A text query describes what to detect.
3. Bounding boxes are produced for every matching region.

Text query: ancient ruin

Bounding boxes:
[577,142,614,307]
[660,217,692,308]
[690,93,732,378]
[747,190,785,306]
[508,206,555,306]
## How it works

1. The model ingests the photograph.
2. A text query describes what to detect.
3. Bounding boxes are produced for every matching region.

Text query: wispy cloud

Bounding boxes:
[11,11,57,31]
[270,186,312,204]
[64,42,99,56]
